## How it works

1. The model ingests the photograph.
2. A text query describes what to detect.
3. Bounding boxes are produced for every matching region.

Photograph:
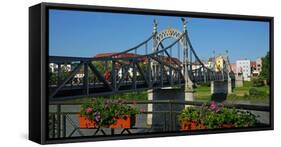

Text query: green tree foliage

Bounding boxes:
[48,63,72,85]
[49,67,56,85]
[260,52,270,82]
[252,77,264,87]
[91,61,112,74]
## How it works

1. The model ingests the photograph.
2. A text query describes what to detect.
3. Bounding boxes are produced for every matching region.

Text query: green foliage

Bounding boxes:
[219,108,238,125]
[243,93,250,99]
[198,82,211,87]
[223,80,269,102]
[179,107,200,122]
[49,68,56,85]
[234,111,257,127]
[252,77,265,87]
[48,63,72,85]
[108,91,148,100]
[249,87,267,96]
[227,94,238,99]
[59,91,149,103]
[92,61,112,74]
[201,111,221,129]
[194,81,269,103]
[260,52,270,82]
[243,81,252,87]
[179,101,258,129]
[80,98,139,127]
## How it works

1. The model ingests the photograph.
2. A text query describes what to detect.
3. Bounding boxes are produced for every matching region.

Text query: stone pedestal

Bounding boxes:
[210,80,233,102]
[228,80,233,94]
[211,81,232,94]
[146,87,186,131]
[235,75,243,87]
[184,90,194,108]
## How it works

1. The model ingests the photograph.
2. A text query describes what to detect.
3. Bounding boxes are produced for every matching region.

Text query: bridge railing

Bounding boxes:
[48,100,270,139]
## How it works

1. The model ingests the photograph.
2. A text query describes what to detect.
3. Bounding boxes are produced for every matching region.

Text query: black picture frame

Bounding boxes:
[29,2,274,144]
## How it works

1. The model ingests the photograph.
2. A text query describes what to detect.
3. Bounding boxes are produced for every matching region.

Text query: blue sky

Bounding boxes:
[49,9,269,62]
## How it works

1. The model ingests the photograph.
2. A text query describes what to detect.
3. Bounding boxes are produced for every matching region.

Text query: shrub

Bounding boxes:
[252,77,265,87]
[201,111,221,129]
[179,107,200,122]
[234,111,257,127]
[243,81,252,87]
[179,101,258,129]
[227,94,237,99]
[249,88,267,96]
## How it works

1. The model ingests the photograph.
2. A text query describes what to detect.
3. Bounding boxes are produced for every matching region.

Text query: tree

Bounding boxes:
[260,51,270,83]
[49,66,56,85]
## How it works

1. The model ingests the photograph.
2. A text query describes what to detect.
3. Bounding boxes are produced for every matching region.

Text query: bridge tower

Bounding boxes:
[147,18,195,128]
[225,53,234,94]
[147,19,158,126]
[182,18,194,105]
[151,19,159,83]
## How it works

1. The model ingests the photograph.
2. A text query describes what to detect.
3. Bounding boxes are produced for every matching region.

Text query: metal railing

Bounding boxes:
[48,100,270,139]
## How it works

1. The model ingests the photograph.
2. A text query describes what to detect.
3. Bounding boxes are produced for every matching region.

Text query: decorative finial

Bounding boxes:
[181,18,187,31]
[153,19,158,34]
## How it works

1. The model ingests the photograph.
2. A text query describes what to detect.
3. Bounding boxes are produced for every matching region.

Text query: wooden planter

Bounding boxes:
[181,120,205,130]
[79,115,134,129]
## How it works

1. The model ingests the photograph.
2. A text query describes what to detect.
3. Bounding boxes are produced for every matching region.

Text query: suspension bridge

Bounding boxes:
[49,18,235,100]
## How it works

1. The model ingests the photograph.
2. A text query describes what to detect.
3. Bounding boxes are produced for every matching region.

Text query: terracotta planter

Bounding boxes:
[79,115,133,129]
[221,124,235,128]
[79,115,97,128]
[181,120,205,130]
[110,115,132,128]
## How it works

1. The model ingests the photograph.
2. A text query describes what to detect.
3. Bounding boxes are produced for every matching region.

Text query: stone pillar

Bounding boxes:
[147,88,185,131]
[184,89,194,108]
[211,81,228,94]
[147,89,153,126]
[211,81,214,94]
[235,75,243,87]
[184,68,194,108]
[228,79,232,94]
[210,80,232,102]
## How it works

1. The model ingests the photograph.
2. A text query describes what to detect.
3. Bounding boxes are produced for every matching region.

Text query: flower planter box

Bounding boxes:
[221,124,235,128]
[79,115,134,129]
[181,120,205,130]
[110,115,132,128]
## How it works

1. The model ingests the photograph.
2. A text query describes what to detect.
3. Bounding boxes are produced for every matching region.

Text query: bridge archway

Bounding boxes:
[154,28,187,51]
[150,27,188,88]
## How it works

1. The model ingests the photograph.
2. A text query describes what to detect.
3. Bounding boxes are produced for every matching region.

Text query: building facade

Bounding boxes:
[49,63,72,73]
[230,63,237,74]
[215,56,225,72]
[236,60,251,81]
[256,58,263,75]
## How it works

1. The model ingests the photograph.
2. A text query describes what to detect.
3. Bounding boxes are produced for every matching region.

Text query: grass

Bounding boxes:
[193,85,211,100]
[56,91,148,103]
[54,81,270,104]
[232,86,269,96]
[194,81,270,103]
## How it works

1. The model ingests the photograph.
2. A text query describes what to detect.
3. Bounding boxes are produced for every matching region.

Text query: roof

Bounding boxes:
[95,52,181,65]
[95,52,140,58]
[250,61,256,67]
